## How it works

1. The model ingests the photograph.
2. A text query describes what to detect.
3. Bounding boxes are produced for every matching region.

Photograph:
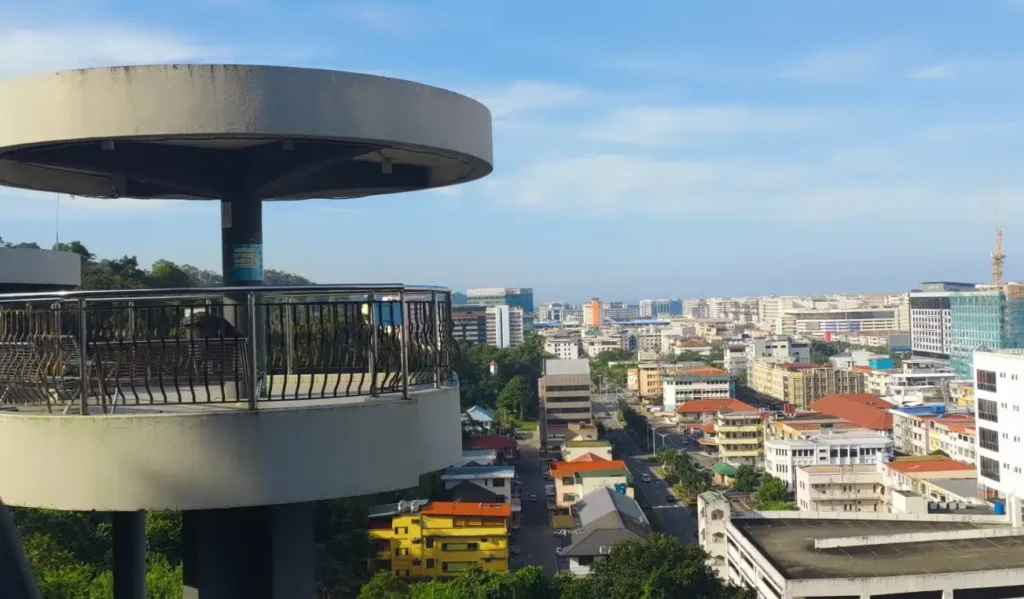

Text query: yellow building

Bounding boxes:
[369,500,511,579]
[749,360,864,409]
[716,410,764,466]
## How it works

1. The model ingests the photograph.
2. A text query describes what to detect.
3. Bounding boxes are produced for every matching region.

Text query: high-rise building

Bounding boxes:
[486,305,524,348]
[467,287,534,315]
[973,347,1024,513]
[909,281,976,361]
[539,359,593,447]
[544,336,580,360]
[949,284,1024,378]
[639,298,683,318]
[601,301,637,322]
[537,301,566,324]
[451,305,488,345]
[582,299,602,327]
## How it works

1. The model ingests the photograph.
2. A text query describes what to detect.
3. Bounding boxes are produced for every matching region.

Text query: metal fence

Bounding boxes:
[0,285,458,414]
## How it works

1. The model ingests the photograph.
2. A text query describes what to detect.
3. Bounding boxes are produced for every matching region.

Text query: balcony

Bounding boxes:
[0,284,463,511]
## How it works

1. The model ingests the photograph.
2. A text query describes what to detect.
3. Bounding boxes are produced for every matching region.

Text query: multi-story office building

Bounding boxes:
[885,292,911,331]
[544,336,580,360]
[795,464,886,512]
[744,336,811,381]
[467,287,534,315]
[639,298,683,318]
[723,344,747,376]
[662,366,735,411]
[539,359,594,447]
[368,500,511,578]
[750,362,865,408]
[973,348,1024,508]
[683,299,709,319]
[537,301,566,324]
[485,305,524,348]
[451,305,488,345]
[766,431,893,489]
[757,296,809,333]
[909,281,975,361]
[601,301,637,322]
[581,334,625,358]
[949,284,1024,378]
[582,299,602,327]
[780,307,898,339]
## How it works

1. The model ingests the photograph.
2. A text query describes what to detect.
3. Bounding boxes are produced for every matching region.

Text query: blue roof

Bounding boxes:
[465,406,496,422]
[441,466,515,480]
[894,405,947,416]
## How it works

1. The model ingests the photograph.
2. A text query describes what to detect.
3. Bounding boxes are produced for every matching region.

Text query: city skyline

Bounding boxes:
[2,0,1023,298]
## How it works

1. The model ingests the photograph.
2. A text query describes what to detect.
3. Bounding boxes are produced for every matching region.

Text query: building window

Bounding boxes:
[980,428,1000,452]
[562,494,577,503]
[442,562,473,573]
[426,559,434,568]
[978,398,999,423]
[981,456,1001,481]
[442,543,479,552]
[977,369,997,393]
[492,479,506,488]
[425,539,434,548]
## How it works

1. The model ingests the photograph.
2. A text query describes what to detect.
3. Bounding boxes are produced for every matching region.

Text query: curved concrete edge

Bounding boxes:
[0,387,461,511]
[0,64,493,198]
[0,247,81,289]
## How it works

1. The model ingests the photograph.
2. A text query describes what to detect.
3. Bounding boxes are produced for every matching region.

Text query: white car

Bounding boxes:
[641,473,652,483]
[528,494,538,503]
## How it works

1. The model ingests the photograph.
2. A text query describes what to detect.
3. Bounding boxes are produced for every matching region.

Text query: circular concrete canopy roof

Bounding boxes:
[0,65,493,201]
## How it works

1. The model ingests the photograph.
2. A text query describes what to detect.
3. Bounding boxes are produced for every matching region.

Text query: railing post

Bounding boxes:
[247,291,258,410]
[400,290,410,400]
[77,298,89,416]
[368,291,378,397]
[433,291,441,389]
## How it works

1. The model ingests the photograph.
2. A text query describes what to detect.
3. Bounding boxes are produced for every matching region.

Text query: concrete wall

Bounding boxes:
[0,247,80,289]
[0,387,461,511]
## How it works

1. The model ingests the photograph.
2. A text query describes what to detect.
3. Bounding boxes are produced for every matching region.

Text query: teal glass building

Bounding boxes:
[949,285,1024,378]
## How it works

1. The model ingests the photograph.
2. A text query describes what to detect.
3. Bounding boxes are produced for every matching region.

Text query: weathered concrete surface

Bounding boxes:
[0,247,81,290]
[0,386,461,511]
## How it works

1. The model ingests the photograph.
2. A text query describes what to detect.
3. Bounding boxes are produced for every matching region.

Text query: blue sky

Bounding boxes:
[1,0,1023,303]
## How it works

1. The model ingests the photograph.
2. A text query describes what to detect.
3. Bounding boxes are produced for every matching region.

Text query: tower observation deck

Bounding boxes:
[0,64,493,599]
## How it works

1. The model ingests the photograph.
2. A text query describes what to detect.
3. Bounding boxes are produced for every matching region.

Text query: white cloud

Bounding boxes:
[784,47,883,82]
[580,105,830,146]
[486,153,959,222]
[912,63,956,80]
[0,24,228,80]
[334,4,420,33]
[470,81,589,120]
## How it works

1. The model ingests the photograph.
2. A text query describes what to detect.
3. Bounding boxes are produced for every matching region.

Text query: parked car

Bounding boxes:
[528,494,538,503]
[641,473,652,483]
[552,529,571,538]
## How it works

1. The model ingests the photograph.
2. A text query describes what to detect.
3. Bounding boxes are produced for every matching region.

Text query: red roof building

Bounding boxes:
[809,394,894,431]
[463,436,517,452]
[676,398,757,416]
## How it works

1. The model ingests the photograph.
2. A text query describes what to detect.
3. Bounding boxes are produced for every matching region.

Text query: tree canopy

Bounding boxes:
[359,535,753,599]
[755,475,793,510]
[455,333,547,418]
[732,465,760,493]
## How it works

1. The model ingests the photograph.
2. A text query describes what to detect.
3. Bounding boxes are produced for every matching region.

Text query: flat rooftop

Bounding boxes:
[734,518,1021,580]
[543,359,590,376]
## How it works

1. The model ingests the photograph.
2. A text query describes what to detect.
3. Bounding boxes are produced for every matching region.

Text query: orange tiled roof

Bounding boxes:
[570,453,609,463]
[421,502,513,517]
[675,366,728,376]
[685,423,717,433]
[809,395,893,431]
[550,459,628,478]
[676,399,757,415]
[828,394,894,409]
[886,457,975,475]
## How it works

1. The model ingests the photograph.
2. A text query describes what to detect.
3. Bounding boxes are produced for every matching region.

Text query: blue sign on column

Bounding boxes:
[232,244,263,282]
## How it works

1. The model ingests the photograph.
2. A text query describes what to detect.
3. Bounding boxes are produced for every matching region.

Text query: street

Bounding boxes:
[592,393,699,544]
[513,429,566,577]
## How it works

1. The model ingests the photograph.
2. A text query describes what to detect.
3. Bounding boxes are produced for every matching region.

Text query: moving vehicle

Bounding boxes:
[528,494,538,503]
[641,473,652,483]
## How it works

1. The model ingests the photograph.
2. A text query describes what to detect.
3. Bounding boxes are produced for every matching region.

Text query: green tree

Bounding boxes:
[315,499,374,592]
[756,475,790,504]
[359,572,410,599]
[929,449,950,457]
[733,465,760,492]
[497,375,529,418]
[146,260,194,289]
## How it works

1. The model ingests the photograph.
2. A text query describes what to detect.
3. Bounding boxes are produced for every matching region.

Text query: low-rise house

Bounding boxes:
[795,464,885,513]
[464,406,496,433]
[550,460,631,508]
[463,436,517,462]
[561,439,613,462]
[457,449,498,467]
[368,500,512,579]
[890,405,976,465]
[560,487,651,577]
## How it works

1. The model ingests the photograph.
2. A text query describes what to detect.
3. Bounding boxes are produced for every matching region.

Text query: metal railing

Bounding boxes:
[0,285,458,414]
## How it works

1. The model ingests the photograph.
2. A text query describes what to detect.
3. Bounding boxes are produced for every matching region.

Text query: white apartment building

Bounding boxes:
[601,301,636,322]
[795,464,887,512]
[537,301,566,324]
[581,335,624,358]
[662,366,733,411]
[829,349,885,370]
[765,430,893,490]
[861,360,956,398]
[544,337,580,360]
[885,293,911,331]
[723,344,747,376]
[909,282,974,360]
[757,296,808,333]
[683,299,709,319]
[486,305,524,348]
[780,307,898,339]
[744,336,811,381]
[973,348,1024,509]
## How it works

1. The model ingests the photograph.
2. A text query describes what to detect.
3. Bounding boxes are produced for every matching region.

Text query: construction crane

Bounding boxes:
[993,228,1007,286]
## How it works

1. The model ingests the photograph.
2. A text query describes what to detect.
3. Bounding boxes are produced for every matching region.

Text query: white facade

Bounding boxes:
[744,337,810,380]
[910,292,953,359]
[723,345,747,376]
[795,464,886,513]
[662,373,732,411]
[538,302,565,324]
[545,338,580,360]
[581,335,624,358]
[765,431,893,490]
[781,307,898,339]
[486,305,524,348]
[973,349,1024,508]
